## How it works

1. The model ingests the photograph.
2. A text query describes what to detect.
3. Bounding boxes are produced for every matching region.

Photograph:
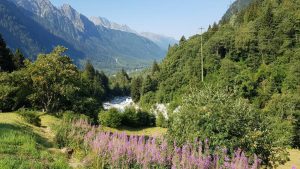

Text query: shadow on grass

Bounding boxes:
[0,123,53,148]
[117,126,153,132]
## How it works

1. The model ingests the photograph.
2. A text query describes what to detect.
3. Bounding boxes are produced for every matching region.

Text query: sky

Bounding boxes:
[50,0,232,40]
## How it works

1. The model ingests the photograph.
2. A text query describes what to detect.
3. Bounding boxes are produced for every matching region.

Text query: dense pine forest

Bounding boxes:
[0,0,299,168]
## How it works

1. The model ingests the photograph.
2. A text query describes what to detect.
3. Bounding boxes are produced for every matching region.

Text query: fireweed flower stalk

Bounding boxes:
[68,120,261,169]
[84,132,261,168]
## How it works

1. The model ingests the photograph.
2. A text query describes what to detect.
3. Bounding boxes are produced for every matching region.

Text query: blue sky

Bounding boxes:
[50,0,231,40]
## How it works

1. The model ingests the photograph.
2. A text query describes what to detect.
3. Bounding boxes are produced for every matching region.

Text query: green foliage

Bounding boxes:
[98,107,155,128]
[264,93,300,148]
[179,36,187,45]
[82,60,95,80]
[140,91,157,110]
[130,76,143,102]
[17,109,41,127]
[122,106,155,127]
[151,0,300,106]
[0,34,14,72]
[0,44,110,122]
[0,70,31,112]
[54,112,91,149]
[0,122,69,168]
[13,49,25,70]
[156,111,168,128]
[168,86,294,166]
[26,46,80,112]
[99,108,123,128]
[151,60,160,75]
[111,69,131,96]
[142,75,157,95]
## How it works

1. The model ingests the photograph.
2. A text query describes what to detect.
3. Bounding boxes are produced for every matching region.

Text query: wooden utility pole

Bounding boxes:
[200,27,204,82]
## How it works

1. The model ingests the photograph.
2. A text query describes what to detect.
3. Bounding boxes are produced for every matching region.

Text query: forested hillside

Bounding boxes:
[130,0,300,166]
[140,0,300,106]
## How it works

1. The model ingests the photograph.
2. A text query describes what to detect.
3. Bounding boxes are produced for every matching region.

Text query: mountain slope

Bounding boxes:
[90,17,178,51]
[142,0,300,106]
[221,0,253,23]
[0,0,84,62]
[140,32,177,51]
[1,0,165,72]
[90,16,137,34]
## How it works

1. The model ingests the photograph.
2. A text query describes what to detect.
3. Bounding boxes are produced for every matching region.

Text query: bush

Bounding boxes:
[72,97,100,123]
[54,112,91,148]
[122,107,139,127]
[140,92,157,110]
[136,109,155,127]
[17,109,41,127]
[264,93,300,148]
[122,106,155,127]
[167,86,293,166]
[99,108,123,128]
[156,111,168,128]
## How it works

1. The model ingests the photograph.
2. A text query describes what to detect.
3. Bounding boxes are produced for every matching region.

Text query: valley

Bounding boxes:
[0,0,299,168]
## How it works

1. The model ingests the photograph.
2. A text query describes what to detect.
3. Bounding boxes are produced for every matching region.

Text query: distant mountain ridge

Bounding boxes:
[0,0,167,72]
[140,32,177,50]
[90,16,138,34]
[89,16,178,50]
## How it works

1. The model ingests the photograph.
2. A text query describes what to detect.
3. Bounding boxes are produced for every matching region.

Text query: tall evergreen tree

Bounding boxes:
[142,75,157,94]
[151,60,160,75]
[179,36,186,45]
[0,34,14,72]
[131,76,143,102]
[83,60,96,80]
[13,49,25,70]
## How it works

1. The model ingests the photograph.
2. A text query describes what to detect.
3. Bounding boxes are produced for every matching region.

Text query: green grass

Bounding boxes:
[0,113,70,169]
[102,126,167,137]
[277,149,300,169]
[1,113,298,169]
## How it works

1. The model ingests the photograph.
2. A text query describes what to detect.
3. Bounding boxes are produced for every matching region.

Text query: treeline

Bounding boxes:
[1,34,125,122]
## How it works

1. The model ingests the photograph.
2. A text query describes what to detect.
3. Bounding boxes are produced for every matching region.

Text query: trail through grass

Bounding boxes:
[0,113,298,169]
[0,113,70,169]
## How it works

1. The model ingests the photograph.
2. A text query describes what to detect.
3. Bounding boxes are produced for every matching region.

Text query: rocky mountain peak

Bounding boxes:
[90,16,137,34]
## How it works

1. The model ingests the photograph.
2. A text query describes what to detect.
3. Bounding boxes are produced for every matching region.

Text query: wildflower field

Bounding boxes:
[61,119,261,169]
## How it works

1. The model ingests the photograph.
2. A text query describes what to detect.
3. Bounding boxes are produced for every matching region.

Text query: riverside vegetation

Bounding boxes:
[0,0,300,168]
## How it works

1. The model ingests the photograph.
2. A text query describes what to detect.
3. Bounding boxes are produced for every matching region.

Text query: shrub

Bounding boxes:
[122,106,155,127]
[122,106,139,127]
[140,91,157,110]
[156,111,168,128]
[99,108,122,128]
[54,111,91,148]
[72,97,100,124]
[136,109,155,127]
[54,112,92,148]
[168,86,293,166]
[17,109,41,127]
[264,93,300,148]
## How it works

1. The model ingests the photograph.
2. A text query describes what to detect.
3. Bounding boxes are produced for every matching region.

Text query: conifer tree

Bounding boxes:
[0,34,14,72]
[131,76,143,102]
[151,60,160,75]
[13,49,25,70]
[83,60,95,80]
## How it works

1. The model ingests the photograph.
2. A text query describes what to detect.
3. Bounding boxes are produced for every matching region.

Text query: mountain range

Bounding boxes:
[89,17,177,50]
[0,0,177,72]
